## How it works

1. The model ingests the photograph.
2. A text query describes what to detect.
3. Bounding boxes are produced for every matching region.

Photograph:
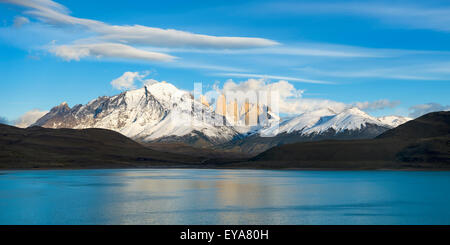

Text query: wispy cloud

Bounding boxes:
[94,25,278,49]
[169,61,249,73]
[50,43,175,62]
[353,99,400,111]
[13,16,30,28]
[257,2,450,32]
[216,73,335,84]
[2,0,278,49]
[296,64,450,81]
[150,43,397,58]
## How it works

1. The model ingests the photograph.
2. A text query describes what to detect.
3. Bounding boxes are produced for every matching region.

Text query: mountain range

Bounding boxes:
[32,81,411,154]
[0,111,448,169]
[34,82,239,148]
[220,107,411,153]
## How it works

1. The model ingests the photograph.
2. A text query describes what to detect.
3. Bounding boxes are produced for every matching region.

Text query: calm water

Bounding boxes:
[0,169,450,225]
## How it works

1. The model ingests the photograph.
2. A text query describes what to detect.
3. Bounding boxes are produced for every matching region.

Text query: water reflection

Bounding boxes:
[0,169,450,224]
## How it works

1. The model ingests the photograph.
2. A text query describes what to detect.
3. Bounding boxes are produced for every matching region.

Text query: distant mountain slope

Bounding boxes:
[0,124,203,169]
[248,111,450,169]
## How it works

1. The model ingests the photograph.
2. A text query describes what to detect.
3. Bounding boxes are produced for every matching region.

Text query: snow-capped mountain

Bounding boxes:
[34,82,239,147]
[261,108,337,136]
[378,115,412,128]
[261,107,411,137]
[222,107,409,154]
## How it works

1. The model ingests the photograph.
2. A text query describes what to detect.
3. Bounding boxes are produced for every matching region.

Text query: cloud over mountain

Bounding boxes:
[353,99,400,111]
[212,78,398,115]
[409,103,450,118]
[14,109,48,128]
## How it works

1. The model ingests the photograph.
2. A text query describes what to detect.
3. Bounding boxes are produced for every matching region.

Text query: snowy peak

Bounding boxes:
[261,107,401,137]
[303,107,384,135]
[52,102,71,113]
[262,108,336,135]
[378,115,412,128]
[34,101,72,127]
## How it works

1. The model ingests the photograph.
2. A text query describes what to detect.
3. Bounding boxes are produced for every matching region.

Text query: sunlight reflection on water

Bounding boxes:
[0,169,449,224]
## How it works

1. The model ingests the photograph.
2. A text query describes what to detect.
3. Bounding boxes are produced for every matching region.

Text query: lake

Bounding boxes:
[0,169,449,225]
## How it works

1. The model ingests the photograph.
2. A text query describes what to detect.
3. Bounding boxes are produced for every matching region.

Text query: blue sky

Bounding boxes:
[1,0,449,124]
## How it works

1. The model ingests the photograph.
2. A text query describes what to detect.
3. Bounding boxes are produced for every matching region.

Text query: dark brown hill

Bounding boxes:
[0,124,203,169]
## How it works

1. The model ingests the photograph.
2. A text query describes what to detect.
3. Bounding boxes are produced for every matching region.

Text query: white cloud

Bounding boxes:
[14,109,48,128]
[353,99,400,111]
[219,78,304,114]
[408,103,450,118]
[221,78,303,97]
[214,78,346,114]
[95,25,279,49]
[3,0,278,49]
[3,0,68,13]
[110,71,164,90]
[216,73,335,84]
[13,16,30,27]
[286,98,347,114]
[50,42,175,62]
[213,78,402,115]
[110,71,148,90]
